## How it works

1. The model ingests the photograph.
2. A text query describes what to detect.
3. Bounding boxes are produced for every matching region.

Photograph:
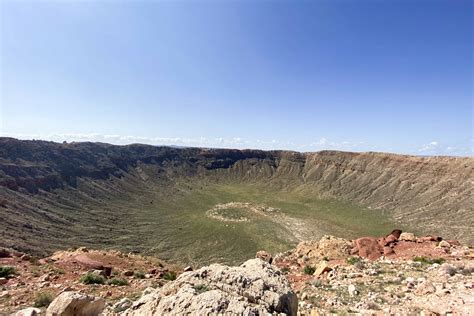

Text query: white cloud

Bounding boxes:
[419,140,440,153]
[307,137,369,151]
[2,132,472,156]
[0,132,294,150]
[418,140,473,156]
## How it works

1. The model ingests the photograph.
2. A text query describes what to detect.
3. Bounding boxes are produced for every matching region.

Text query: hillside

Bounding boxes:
[0,137,473,264]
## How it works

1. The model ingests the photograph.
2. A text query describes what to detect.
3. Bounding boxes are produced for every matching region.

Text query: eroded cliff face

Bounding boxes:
[1,137,473,252]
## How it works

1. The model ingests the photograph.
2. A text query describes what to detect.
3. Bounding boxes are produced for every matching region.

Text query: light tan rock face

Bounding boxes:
[46,292,105,316]
[399,232,416,241]
[122,259,297,316]
[291,235,352,263]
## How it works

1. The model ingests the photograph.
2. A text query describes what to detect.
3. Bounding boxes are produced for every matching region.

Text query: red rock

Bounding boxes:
[417,235,442,243]
[256,250,273,264]
[385,234,398,244]
[388,229,402,239]
[72,254,105,270]
[353,237,383,260]
[383,246,395,256]
[446,240,461,246]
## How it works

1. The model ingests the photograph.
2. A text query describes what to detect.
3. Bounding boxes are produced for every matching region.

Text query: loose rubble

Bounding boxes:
[1,230,473,315]
[274,231,474,315]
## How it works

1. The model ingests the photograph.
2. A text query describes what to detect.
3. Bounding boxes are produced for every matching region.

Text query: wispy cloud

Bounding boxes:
[306,137,370,152]
[0,132,295,151]
[1,132,472,156]
[418,140,473,156]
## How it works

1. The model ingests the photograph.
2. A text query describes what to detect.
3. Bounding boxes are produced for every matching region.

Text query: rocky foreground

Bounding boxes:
[1,230,473,315]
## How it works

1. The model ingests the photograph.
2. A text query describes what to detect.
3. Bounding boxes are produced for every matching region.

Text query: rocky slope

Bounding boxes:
[1,137,473,256]
[2,230,473,315]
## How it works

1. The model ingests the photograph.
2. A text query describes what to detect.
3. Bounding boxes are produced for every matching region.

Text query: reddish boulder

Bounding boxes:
[417,235,442,243]
[73,254,105,270]
[383,246,395,256]
[353,237,383,260]
[446,240,461,246]
[388,229,402,239]
[256,250,273,264]
[385,234,398,244]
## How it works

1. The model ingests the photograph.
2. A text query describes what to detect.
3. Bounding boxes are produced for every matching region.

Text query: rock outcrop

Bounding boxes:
[122,258,297,315]
[46,291,105,316]
[290,235,352,263]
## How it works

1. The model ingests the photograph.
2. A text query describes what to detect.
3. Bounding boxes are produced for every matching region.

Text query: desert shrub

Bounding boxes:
[193,284,211,294]
[0,266,15,278]
[107,278,129,286]
[80,273,105,285]
[413,256,445,265]
[133,271,146,279]
[162,271,177,281]
[303,265,315,275]
[346,256,362,265]
[34,292,53,307]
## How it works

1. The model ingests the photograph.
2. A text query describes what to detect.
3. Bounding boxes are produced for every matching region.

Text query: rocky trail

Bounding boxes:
[1,230,472,315]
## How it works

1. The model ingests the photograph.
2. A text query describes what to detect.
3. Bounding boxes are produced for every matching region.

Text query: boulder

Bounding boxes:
[123,258,297,315]
[438,240,451,248]
[399,232,416,242]
[348,284,358,297]
[414,280,436,296]
[256,250,273,264]
[418,235,442,243]
[15,307,41,316]
[446,239,461,246]
[72,254,105,270]
[353,237,382,260]
[113,298,133,313]
[383,246,395,256]
[384,234,398,245]
[438,263,457,276]
[46,292,106,316]
[293,235,352,262]
[388,229,402,239]
[313,261,332,277]
[0,248,11,258]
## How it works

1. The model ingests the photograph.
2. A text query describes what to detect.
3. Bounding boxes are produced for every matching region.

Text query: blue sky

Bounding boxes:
[1,0,472,156]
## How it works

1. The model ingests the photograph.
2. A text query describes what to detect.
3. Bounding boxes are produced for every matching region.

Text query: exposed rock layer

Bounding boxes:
[1,137,473,249]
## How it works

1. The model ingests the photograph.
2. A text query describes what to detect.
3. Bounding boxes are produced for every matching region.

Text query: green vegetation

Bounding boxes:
[133,271,146,279]
[1,177,407,266]
[163,271,177,281]
[0,266,15,278]
[80,273,105,285]
[413,256,445,265]
[193,284,211,294]
[107,278,129,286]
[347,256,362,265]
[44,264,65,275]
[34,292,53,307]
[303,265,316,275]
